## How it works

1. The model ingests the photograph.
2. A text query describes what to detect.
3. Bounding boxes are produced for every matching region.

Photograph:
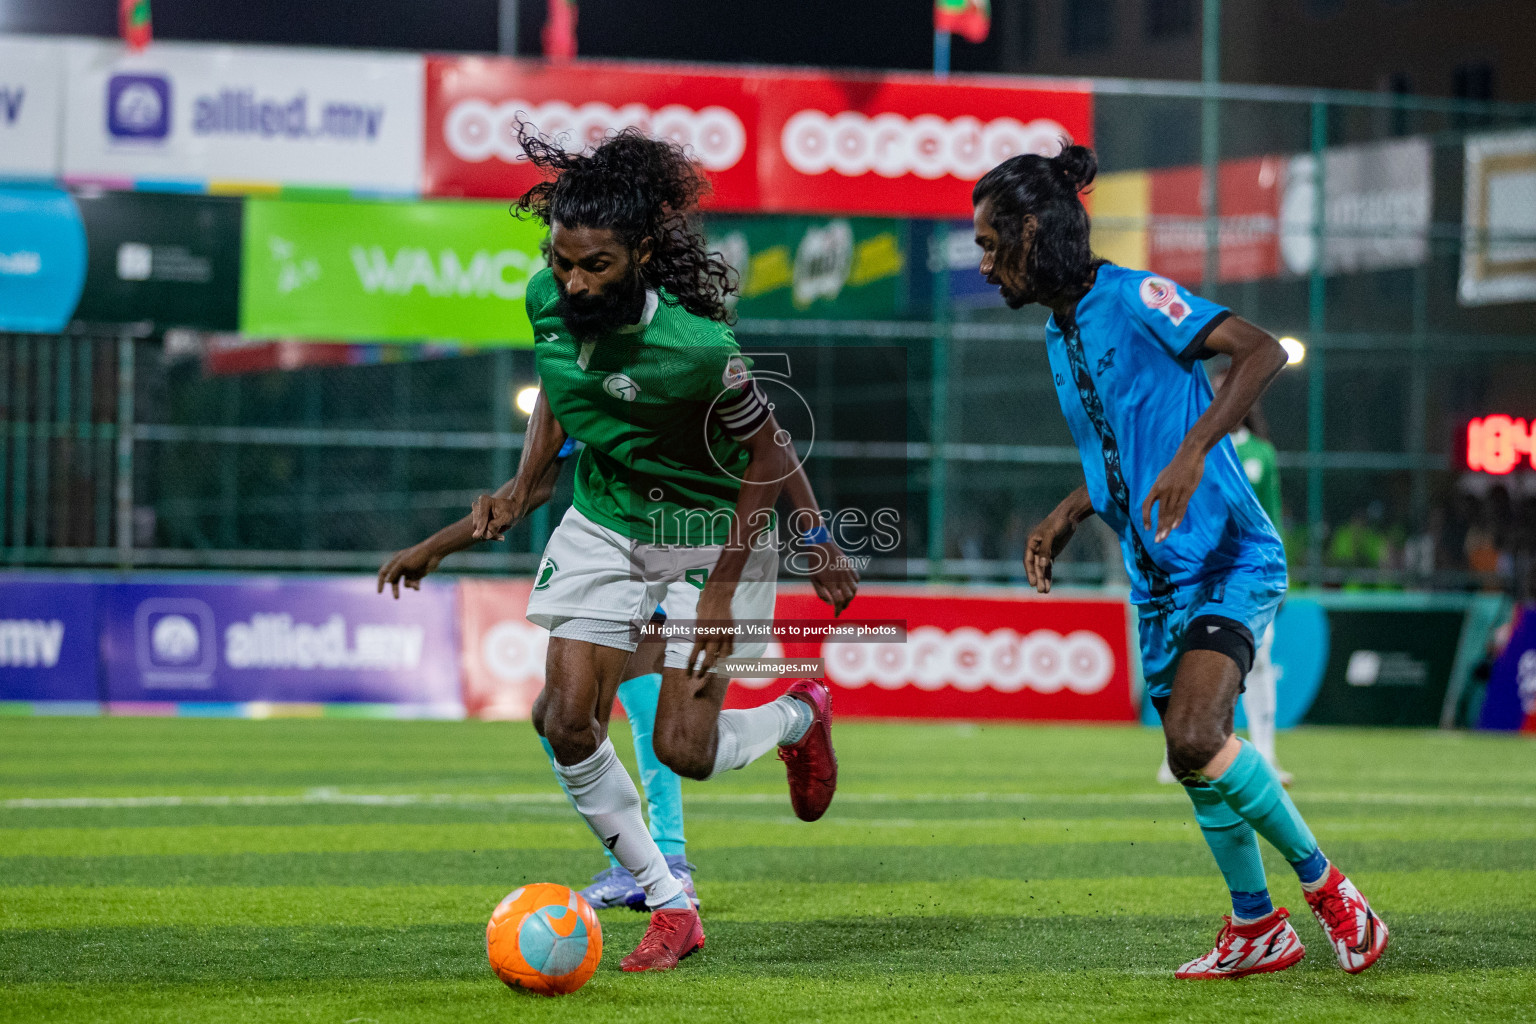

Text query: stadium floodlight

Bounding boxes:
[515,385,540,416]
[1278,337,1306,366]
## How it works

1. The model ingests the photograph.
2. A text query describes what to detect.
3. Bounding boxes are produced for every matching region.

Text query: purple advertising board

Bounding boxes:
[0,578,101,702]
[98,578,461,710]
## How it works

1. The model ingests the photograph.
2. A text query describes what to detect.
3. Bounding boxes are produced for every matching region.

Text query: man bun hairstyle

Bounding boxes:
[972,141,1101,302]
[513,123,737,323]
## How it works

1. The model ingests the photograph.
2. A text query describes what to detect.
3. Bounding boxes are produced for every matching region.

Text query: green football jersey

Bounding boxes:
[528,268,753,546]
[1232,427,1282,527]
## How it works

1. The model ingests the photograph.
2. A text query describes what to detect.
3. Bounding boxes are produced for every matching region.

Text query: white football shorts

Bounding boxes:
[525,506,777,669]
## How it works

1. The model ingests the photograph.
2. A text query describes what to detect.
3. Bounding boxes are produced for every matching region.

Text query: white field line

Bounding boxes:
[3,789,1534,810]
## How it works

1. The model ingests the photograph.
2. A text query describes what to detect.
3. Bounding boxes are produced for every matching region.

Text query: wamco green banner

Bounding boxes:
[708,216,907,319]
[240,198,547,344]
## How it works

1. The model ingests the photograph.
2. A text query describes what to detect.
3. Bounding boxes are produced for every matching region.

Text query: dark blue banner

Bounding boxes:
[0,578,101,702]
[98,578,462,710]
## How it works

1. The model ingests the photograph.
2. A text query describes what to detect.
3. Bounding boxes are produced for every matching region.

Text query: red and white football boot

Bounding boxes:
[619,907,705,972]
[778,679,838,822]
[1303,865,1389,974]
[1175,908,1306,979]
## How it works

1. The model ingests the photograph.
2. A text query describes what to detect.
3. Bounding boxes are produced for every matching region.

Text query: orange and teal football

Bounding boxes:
[486,883,603,996]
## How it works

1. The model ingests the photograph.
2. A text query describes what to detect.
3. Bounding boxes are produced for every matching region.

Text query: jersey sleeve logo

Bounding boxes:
[1139,276,1191,326]
[601,372,641,401]
[722,356,751,391]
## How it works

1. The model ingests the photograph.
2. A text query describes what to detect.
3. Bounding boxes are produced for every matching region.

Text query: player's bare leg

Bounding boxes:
[1164,650,1386,977]
[652,667,836,822]
[536,631,699,912]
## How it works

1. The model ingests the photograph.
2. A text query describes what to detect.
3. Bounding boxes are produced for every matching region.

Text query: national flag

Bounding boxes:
[119,0,152,52]
[543,0,578,61]
[934,0,990,44]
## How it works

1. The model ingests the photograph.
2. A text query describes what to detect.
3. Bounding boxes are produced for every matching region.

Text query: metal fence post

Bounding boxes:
[115,333,135,568]
[1200,0,1221,292]
[927,223,951,582]
[1306,100,1328,576]
[11,335,31,559]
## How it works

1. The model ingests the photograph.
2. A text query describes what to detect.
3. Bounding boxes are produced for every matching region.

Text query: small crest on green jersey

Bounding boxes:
[602,372,640,401]
[534,557,559,590]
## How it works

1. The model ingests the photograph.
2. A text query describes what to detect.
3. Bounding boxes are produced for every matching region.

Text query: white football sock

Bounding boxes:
[553,738,683,908]
[709,696,811,778]
[1243,642,1278,767]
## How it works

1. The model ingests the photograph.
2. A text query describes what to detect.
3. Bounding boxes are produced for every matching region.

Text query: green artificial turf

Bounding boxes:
[2,718,1533,1023]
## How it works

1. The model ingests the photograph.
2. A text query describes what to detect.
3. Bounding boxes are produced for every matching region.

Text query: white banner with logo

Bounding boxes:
[1279,136,1432,276]
[61,39,422,193]
[1460,129,1536,306]
[0,36,65,179]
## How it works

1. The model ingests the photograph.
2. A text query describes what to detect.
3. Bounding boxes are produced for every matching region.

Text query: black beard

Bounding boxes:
[556,272,646,338]
[1001,279,1036,309]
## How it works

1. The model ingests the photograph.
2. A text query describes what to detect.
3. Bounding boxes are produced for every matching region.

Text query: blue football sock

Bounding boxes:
[540,733,620,870]
[1231,889,1276,922]
[616,672,687,859]
[1183,779,1271,917]
[652,890,693,911]
[1208,739,1325,882]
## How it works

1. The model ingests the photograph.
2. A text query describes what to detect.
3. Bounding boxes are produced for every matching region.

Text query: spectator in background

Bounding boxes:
[1327,501,1390,583]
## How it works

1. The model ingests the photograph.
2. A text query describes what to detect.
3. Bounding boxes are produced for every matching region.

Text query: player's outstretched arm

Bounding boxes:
[1142,317,1287,543]
[686,412,794,677]
[470,388,568,541]
[1026,485,1094,594]
[377,389,568,598]
[781,454,858,617]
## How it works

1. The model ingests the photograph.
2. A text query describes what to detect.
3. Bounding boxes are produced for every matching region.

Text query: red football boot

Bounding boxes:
[620,907,705,972]
[778,679,838,822]
[1175,908,1306,979]
[1304,865,1389,974]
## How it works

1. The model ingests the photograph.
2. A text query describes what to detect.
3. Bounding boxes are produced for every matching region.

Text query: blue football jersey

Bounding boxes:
[1043,264,1285,609]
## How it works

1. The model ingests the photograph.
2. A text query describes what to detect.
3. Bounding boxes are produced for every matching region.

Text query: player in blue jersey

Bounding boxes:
[971,144,1388,978]
[533,436,698,911]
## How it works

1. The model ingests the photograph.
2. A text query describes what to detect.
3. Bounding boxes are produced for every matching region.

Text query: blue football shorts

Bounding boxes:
[1138,559,1286,700]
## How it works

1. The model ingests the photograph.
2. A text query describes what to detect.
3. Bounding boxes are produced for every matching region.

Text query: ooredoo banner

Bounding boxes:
[458,578,545,720]
[61,39,422,194]
[424,57,1092,217]
[98,578,461,710]
[758,74,1092,217]
[426,60,760,207]
[0,37,65,180]
[453,582,1132,722]
[728,587,1135,721]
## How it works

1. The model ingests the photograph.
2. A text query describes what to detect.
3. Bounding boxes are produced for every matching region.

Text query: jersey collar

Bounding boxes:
[1045,268,1111,336]
[616,289,660,334]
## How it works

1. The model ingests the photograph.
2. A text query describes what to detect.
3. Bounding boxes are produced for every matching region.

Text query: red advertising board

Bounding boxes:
[424,57,1093,218]
[758,74,1093,217]
[454,581,1133,722]
[1148,157,1282,285]
[458,578,545,720]
[726,586,1135,722]
[425,59,762,207]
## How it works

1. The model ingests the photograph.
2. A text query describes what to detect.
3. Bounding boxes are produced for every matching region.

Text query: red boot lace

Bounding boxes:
[1312,889,1352,936]
[634,912,688,960]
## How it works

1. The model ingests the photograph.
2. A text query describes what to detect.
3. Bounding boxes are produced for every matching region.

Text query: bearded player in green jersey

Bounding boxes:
[378,126,858,972]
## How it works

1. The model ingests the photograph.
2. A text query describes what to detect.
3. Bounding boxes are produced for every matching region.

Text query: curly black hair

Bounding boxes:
[972,142,1102,304]
[512,124,737,324]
